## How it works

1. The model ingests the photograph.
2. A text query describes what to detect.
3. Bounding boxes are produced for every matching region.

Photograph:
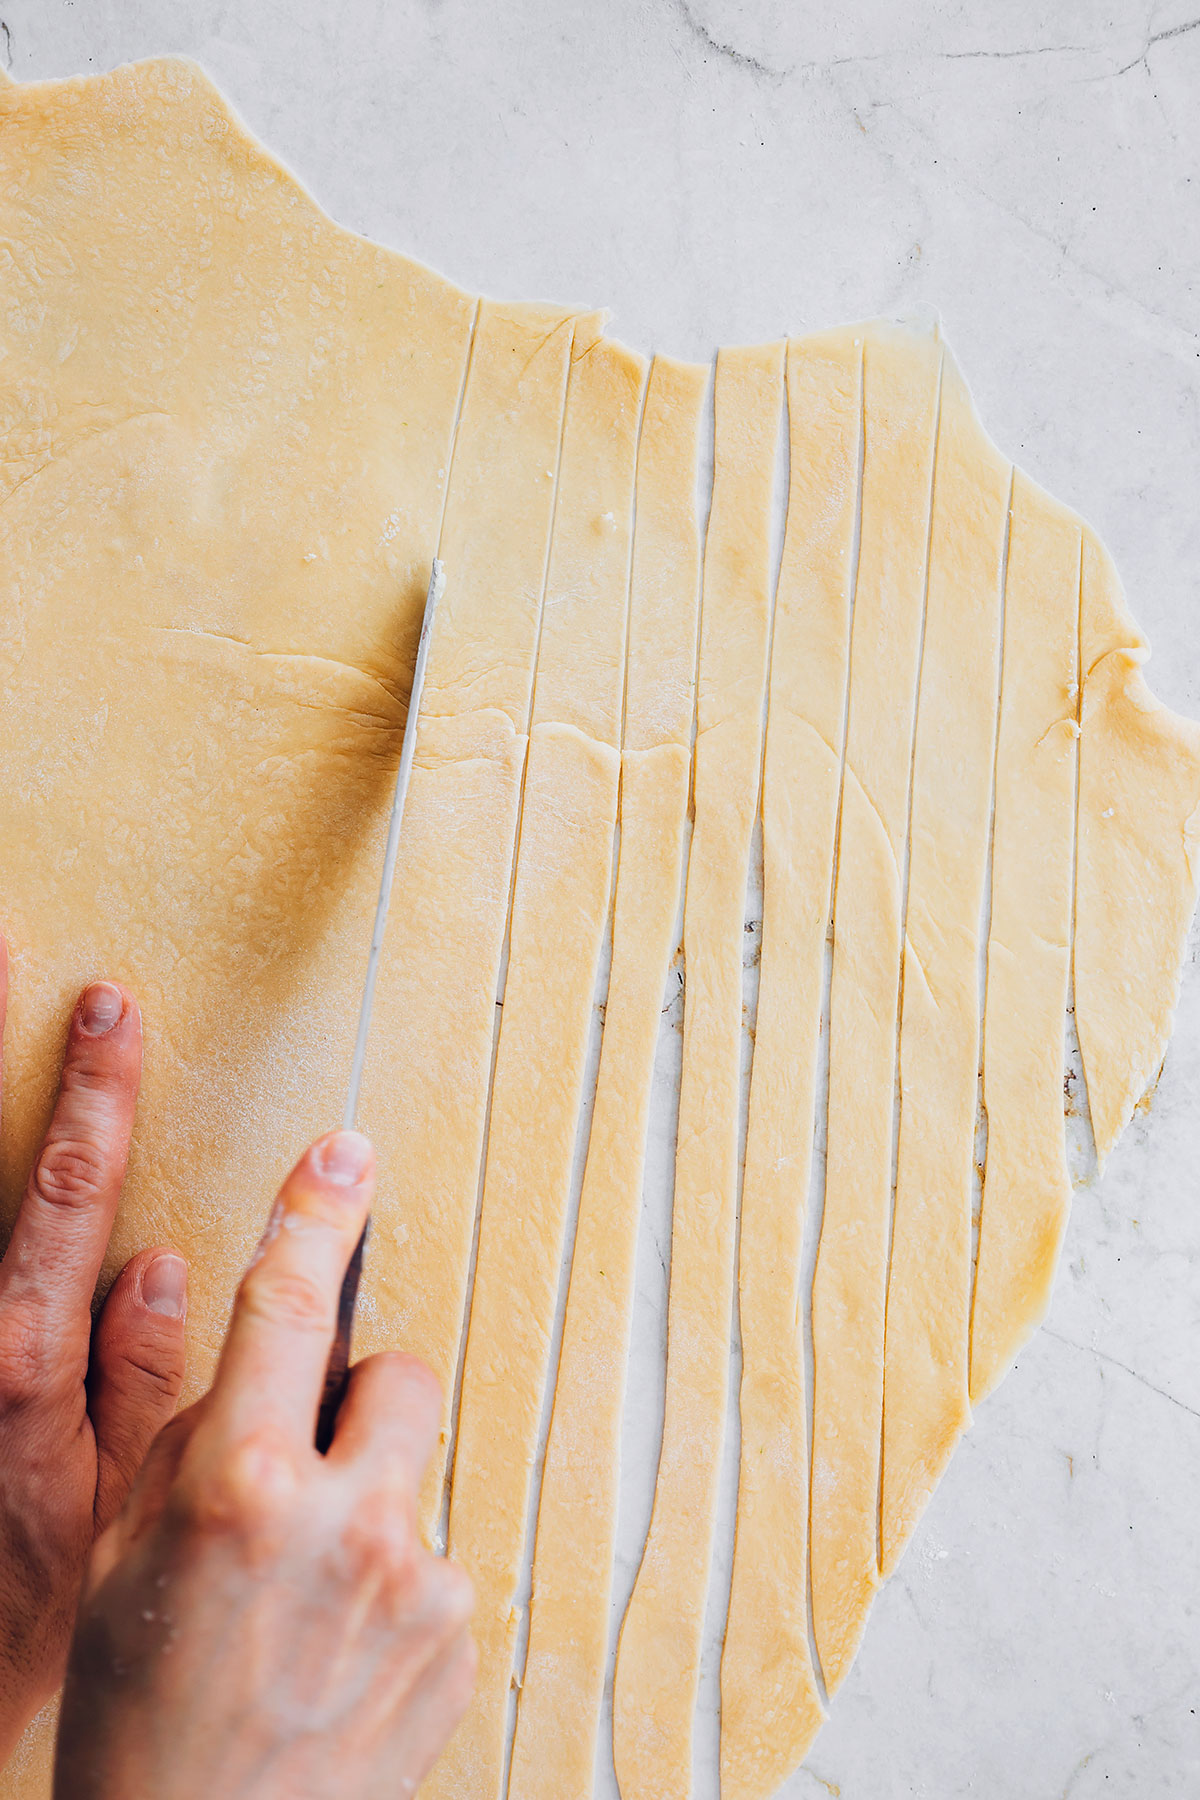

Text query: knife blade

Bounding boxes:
[315,557,444,1452]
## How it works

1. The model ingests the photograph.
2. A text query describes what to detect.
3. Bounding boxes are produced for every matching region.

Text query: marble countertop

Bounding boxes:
[5,3,1199,1795]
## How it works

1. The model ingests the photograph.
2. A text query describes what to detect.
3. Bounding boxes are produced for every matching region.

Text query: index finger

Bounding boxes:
[204,1132,375,1449]
[0,980,142,1342]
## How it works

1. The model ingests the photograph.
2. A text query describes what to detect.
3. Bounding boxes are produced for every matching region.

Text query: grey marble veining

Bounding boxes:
[4,3,1199,1795]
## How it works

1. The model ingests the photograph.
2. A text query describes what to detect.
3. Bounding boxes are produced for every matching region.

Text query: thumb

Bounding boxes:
[89,1247,188,1532]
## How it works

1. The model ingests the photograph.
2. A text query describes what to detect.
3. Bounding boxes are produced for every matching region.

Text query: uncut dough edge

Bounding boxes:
[1074,529,1200,1173]
[809,320,942,1695]
[613,340,783,1800]
[508,354,707,1800]
[879,354,1009,1572]
[429,333,644,1800]
[718,325,864,1800]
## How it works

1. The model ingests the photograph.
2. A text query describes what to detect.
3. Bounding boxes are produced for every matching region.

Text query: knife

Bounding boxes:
[315,557,445,1453]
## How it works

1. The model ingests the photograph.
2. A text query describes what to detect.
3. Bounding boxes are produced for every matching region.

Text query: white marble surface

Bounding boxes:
[6,3,1200,1795]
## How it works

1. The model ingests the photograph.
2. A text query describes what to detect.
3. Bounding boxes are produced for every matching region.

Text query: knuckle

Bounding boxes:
[179,1429,298,1545]
[32,1136,111,1209]
[240,1268,333,1334]
[119,1339,186,1404]
[348,1490,421,1593]
[58,1058,122,1101]
[0,1311,47,1408]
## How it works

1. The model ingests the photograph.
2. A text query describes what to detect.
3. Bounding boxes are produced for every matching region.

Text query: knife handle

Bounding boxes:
[315,1221,368,1453]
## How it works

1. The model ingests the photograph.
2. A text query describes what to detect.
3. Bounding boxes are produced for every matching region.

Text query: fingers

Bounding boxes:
[87,1397,210,1591]
[0,983,142,1365]
[327,1352,442,1490]
[382,1615,477,1789]
[205,1132,374,1450]
[89,1247,189,1531]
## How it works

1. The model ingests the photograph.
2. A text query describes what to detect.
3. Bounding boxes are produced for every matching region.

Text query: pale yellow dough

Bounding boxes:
[431,332,645,1800]
[0,60,479,1791]
[1075,532,1200,1168]
[508,356,706,1800]
[6,53,1200,1800]
[613,341,783,1798]
[969,474,1080,1404]
[374,298,584,1537]
[810,321,942,1694]
[719,326,863,1799]
[880,356,1009,1571]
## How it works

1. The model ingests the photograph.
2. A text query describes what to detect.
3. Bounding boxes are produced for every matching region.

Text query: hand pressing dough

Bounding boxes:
[968,474,1080,1404]
[614,341,783,1799]
[509,356,706,1800]
[809,320,942,1695]
[430,332,645,1800]
[880,355,1009,1571]
[0,58,478,1789]
[719,326,863,1800]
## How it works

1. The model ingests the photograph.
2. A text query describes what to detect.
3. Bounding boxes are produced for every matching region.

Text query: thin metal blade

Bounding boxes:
[316,558,444,1452]
[343,556,445,1131]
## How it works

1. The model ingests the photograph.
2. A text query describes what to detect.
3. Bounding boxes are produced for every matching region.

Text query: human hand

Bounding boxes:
[54,1130,476,1800]
[0,947,188,1764]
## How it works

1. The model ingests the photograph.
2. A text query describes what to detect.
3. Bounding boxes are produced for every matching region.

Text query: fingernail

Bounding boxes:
[80,982,123,1036]
[312,1131,373,1188]
[142,1253,188,1318]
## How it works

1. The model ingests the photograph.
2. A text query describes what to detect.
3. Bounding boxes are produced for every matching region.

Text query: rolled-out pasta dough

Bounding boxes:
[809,320,941,1694]
[719,325,861,1800]
[430,330,643,1800]
[613,340,783,1798]
[5,54,1200,1800]
[508,354,706,1800]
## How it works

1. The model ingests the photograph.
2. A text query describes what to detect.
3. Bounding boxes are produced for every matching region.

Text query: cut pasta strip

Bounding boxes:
[879,353,1009,1572]
[719,326,864,1799]
[613,339,784,1798]
[1074,530,1200,1168]
[356,300,583,1535]
[431,330,646,1800]
[508,355,707,1800]
[810,320,942,1695]
[968,473,1080,1404]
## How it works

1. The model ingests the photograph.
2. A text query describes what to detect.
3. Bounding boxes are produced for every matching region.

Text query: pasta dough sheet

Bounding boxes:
[613,340,783,1798]
[509,354,706,1800]
[969,475,1080,1405]
[810,320,941,1693]
[719,325,862,1800]
[368,299,583,1535]
[431,333,643,1800]
[5,53,1200,1800]
[880,354,1008,1572]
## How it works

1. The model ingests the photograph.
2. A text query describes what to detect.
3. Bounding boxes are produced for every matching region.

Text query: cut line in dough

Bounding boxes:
[880,352,1009,1572]
[718,325,864,1800]
[613,339,784,1799]
[969,472,1080,1405]
[5,56,1200,1800]
[431,329,644,1800]
[508,355,707,1800]
[366,299,584,1537]
[809,319,942,1695]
